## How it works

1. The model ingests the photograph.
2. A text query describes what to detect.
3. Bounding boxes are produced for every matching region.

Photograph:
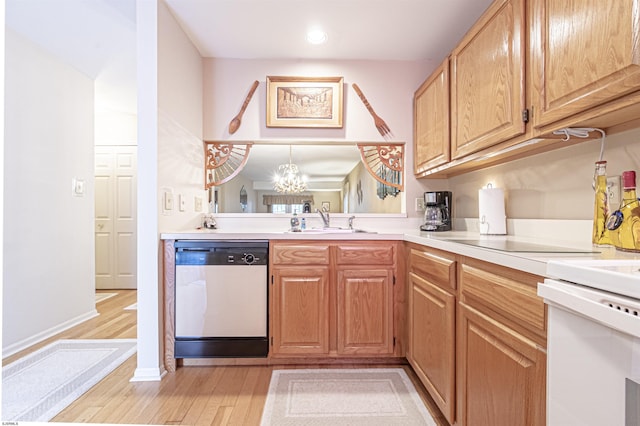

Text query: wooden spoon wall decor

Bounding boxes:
[228,80,260,134]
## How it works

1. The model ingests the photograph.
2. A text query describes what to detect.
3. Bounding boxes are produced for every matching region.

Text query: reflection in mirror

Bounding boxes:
[210,143,404,214]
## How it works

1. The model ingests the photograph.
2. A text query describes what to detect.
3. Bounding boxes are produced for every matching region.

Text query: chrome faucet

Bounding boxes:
[348,215,355,229]
[317,207,330,228]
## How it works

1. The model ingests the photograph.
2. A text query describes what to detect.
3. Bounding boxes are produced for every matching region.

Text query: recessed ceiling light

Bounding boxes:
[306,28,328,45]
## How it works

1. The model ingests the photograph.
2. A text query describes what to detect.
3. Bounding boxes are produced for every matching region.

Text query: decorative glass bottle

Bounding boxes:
[592,161,613,246]
[615,171,640,252]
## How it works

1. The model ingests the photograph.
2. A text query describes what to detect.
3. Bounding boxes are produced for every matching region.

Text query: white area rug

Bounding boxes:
[124,303,137,310]
[260,368,437,426]
[2,339,136,422]
[95,292,118,303]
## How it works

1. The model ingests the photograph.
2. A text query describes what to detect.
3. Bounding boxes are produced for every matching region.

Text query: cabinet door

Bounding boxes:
[336,268,394,355]
[414,58,450,175]
[408,272,456,424]
[457,302,546,426]
[532,0,640,128]
[450,0,526,159]
[271,266,330,356]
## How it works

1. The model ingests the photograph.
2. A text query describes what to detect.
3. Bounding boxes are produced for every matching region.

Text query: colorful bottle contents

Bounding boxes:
[592,161,613,246]
[612,171,640,252]
[290,212,300,232]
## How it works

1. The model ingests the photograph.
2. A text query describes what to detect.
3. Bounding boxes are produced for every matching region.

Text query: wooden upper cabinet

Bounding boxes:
[450,0,527,159]
[531,0,640,129]
[414,58,450,175]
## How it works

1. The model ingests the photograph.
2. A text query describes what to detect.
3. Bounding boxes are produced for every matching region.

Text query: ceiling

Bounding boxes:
[163,0,493,61]
[6,0,493,188]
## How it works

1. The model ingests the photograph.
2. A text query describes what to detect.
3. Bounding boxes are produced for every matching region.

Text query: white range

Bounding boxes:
[539,259,640,426]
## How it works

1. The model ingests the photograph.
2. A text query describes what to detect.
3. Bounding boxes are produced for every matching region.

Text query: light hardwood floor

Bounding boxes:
[4,290,448,425]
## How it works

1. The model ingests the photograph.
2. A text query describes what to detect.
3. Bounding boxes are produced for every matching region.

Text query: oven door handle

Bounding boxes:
[539,280,640,338]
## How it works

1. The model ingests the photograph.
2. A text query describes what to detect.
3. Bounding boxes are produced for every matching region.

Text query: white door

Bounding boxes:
[95,146,137,289]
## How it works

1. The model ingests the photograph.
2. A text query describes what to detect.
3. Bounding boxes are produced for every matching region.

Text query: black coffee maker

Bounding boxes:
[420,191,452,231]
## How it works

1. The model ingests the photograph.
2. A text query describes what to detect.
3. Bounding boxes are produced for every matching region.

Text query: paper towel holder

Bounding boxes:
[478,183,507,235]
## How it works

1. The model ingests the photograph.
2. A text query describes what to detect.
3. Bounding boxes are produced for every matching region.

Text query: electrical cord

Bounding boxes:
[552,127,607,161]
[553,127,607,190]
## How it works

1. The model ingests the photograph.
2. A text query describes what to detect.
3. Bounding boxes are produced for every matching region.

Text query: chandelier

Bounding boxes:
[274,146,307,193]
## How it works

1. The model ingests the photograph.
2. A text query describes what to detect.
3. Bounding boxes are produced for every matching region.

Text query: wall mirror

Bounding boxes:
[206,141,405,214]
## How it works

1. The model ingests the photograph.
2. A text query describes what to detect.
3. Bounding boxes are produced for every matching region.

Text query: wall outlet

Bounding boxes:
[415,197,425,212]
[194,196,203,212]
[607,175,621,209]
[178,194,186,212]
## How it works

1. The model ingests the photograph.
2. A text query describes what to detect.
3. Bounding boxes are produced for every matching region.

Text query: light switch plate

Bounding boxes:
[195,196,203,212]
[72,178,85,197]
[164,191,173,211]
[179,194,186,212]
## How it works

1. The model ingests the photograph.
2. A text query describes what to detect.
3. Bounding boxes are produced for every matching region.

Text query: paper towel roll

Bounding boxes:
[479,186,506,235]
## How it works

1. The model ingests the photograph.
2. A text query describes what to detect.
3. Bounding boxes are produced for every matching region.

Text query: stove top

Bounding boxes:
[546,259,640,300]
[447,239,599,253]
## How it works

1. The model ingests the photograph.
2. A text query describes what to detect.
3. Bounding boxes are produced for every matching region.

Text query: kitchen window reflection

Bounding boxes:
[270,204,303,214]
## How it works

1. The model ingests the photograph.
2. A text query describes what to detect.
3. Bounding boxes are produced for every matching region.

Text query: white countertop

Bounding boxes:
[161,226,638,278]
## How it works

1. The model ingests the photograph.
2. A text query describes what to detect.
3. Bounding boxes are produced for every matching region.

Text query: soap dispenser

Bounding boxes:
[290,212,300,232]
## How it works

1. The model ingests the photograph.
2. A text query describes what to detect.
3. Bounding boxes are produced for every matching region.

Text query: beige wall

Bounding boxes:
[448,127,640,220]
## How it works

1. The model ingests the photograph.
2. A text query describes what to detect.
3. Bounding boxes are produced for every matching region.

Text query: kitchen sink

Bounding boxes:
[286,227,376,234]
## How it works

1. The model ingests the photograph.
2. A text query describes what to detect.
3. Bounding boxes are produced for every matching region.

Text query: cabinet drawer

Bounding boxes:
[336,243,395,265]
[409,248,456,292]
[459,262,546,338]
[271,244,330,265]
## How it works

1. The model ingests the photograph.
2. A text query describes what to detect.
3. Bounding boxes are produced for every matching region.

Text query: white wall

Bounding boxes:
[3,30,96,355]
[448,127,640,222]
[129,0,205,381]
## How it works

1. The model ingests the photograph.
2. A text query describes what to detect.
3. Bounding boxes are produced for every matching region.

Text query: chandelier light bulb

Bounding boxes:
[274,146,307,194]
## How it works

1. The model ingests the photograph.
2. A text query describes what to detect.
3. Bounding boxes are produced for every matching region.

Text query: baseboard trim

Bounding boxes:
[130,367,166,382]
[2,309,99,359]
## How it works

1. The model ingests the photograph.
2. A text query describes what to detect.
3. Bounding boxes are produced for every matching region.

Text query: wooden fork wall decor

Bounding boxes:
[352,83,394,140]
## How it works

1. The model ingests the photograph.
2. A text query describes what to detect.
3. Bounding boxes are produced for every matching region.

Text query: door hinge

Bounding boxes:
[270,337,273,346]
[393,275,396,285]
[271,275,273,285]
[522,108,530,123]
[393,337,396,347]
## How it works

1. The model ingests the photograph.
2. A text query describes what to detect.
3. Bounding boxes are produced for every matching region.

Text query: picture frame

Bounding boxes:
[321,201,331,212]
[266,76,344,128]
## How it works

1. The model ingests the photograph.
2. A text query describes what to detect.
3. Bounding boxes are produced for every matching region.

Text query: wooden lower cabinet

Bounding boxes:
[409,272,456,423]
[457,302,546,426]
[271,266,330,356]
[270,241,398,359]
[407,247,456,424]
[406,244,547,425]
[337,268,394,355]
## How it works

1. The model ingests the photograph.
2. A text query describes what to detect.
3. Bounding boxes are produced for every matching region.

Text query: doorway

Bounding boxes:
[94,145,137,289]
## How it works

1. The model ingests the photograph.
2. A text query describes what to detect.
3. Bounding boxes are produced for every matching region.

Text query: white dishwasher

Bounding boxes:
[174,240,268,358]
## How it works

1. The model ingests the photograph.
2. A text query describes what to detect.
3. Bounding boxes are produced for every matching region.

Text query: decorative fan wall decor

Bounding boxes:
[357,143,404,191]
[204,142,253,188]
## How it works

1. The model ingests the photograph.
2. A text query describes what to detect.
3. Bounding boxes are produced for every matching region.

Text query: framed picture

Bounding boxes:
[266,76,344,128]
[321,201,330,212]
